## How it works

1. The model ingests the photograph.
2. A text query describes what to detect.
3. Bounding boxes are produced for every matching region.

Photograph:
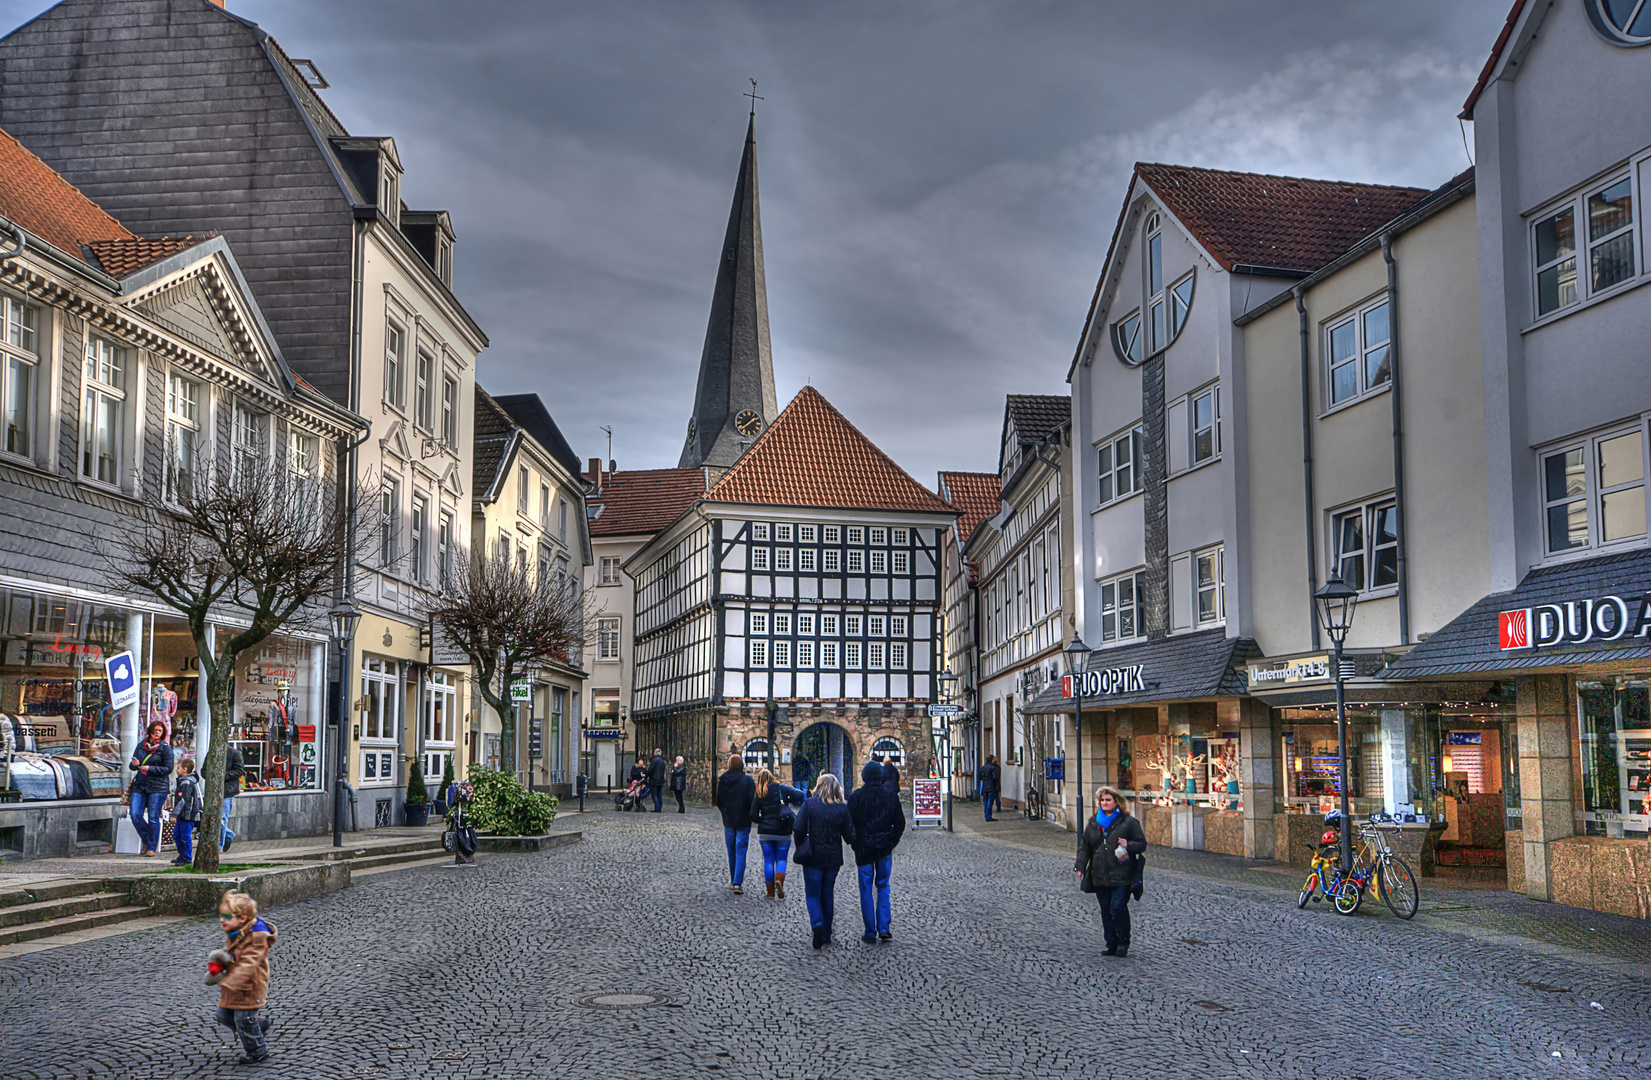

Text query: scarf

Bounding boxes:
[1095,806,1121,830]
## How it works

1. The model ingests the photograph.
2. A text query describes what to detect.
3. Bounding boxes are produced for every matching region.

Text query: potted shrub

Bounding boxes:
[433,755,454,817]
[404,760,431,827]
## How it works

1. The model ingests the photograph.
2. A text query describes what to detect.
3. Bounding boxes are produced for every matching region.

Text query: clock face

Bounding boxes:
[735,410,762,437]
[686,418,696,442]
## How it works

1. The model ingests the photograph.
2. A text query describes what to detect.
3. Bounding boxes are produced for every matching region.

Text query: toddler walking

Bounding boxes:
[206,889,276,1065]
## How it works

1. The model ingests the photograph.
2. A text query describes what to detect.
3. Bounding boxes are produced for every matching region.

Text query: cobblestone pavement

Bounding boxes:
[4,806,1651,1080]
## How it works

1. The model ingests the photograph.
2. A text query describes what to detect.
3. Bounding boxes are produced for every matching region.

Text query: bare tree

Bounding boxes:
[425,549,595,775]
[103,450,362,872]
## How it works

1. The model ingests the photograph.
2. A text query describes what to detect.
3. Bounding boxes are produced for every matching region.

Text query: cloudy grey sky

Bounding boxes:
[2,0,1510,482]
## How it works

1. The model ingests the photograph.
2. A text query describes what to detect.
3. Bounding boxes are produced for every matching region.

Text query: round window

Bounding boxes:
[1586,0,1651,46]
[871,737,904,768]
[743,737,773,771]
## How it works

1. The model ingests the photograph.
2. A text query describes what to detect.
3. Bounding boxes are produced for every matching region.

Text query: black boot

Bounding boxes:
[1115,944,1129,958]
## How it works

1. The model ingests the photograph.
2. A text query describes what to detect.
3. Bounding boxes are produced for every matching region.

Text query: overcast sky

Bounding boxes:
[5,0,1511,483]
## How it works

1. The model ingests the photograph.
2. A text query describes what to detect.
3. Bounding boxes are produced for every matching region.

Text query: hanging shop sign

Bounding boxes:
[583,728,626,740]
[1246,654,1331,687]
[912,777,944,824]
[529,717,543,759]
[1498,593,1651,650]
[104,650,139,711]
[1062,665,1146,698]
[510,679,532,703]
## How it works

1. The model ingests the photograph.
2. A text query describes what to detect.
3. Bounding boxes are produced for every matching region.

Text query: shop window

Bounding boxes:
[1099,572,1140,643]
[1577,677,1651,836]
[1541,426,1648,556]
[81,336,125,485]
[1533,173,1635,319]
[1097,424,1143,506]
[1326,297,1392,407]
[2,293,39,459]
[1331,500,1398,592]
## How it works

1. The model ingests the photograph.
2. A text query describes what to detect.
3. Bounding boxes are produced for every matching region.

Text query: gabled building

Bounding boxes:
[0,0,487,832]
[626,387,958,797]
[936,469,1001,798]
[0,125,366,857]
[470,388,591,794]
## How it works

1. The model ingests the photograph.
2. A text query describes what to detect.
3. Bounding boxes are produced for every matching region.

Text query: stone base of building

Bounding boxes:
[0,789,334,861]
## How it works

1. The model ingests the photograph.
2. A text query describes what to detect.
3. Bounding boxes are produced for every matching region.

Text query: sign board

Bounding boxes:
[510,679,532,703]
[927,704,963,718]
[583,728,625,740]
[428,616,472,667]
[1062,665,1146,698]
[1500,593,1651,650]
[1044,756,1065,781]
[529,717,543,759]
[912,777,943,825]
[1246,654,1331,688]
[104,650,139,711]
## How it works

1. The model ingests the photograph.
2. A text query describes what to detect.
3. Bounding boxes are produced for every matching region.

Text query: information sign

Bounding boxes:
[510,679,532,703]
[105,650,138,712]
[927,704,963,718]
[912,777,944,826]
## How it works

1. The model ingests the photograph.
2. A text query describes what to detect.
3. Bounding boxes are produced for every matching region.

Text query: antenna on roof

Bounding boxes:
[744,78,764,118]
[599,425,614,472]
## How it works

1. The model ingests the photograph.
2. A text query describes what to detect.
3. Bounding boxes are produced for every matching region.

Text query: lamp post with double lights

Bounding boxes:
[329,597,360,848]
[1314,569,1360,874]
[1063,633,1091,847]
[937,667,958,832]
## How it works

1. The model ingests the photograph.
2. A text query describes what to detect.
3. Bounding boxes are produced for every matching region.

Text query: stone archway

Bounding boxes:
[793,721,858,794]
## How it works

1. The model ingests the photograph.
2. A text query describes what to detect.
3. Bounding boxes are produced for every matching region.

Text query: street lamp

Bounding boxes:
[329,597,360,848]
[937,667,958,832]
[1063,633,1091,847]
[1314,569,1360,874]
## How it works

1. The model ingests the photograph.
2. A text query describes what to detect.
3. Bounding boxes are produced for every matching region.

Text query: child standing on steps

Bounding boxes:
[171,758,202,867]
[207,889,277,1065]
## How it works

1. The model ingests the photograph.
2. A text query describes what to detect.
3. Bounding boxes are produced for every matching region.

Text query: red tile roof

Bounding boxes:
[589,468,708,537]
[1461,0,1529,119]
[706,386,957,515]
[86,236,210,279]
[938,471,1001,548]
[1136,163,1431,274]
[0,125,132,262]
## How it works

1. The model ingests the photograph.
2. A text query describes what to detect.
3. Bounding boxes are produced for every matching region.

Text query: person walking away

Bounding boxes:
[715,754,756,894]
[880,758,900,793]
[171,757,204,866]
[1075,786,1147,957]
[220,742,245,852]
[128,721,173,857]
[750,767,805,898]
[670,756,688,813]
[791,753,814,800]
[208,889,276,1064]
[979,754,1001,821]
[647,748,667,813]
[792,773,856,949]
[848,761,906,943]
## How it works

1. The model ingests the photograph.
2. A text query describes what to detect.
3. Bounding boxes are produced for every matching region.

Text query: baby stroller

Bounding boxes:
[615,776,648,812]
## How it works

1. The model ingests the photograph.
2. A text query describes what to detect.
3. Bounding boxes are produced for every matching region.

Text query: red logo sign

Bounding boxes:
[1499,608,1530,650]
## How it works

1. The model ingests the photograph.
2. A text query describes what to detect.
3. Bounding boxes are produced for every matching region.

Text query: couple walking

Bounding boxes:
[716,755,906,948]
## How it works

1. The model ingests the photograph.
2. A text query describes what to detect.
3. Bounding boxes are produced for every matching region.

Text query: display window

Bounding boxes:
[1577,675,1651,838]
[1279,707,1384,818]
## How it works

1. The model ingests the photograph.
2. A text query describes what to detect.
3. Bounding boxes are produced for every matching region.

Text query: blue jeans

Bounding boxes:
[803,865,840,939]
[175,820,196,862]
[982,792,1000,820]
[724,826,750,885]
[221,796,236,847]
[217,1007,266,1058]
[858,855,892,936]
[1097,884,1132,950]
[759,836,790,882]
[649,784,663,811]
[129,791,166,852]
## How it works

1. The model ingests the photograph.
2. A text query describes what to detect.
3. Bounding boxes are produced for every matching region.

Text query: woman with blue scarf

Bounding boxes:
[1074,786,1147,957]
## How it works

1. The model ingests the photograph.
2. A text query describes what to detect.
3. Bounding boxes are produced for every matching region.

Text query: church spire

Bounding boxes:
[678,105,778,471]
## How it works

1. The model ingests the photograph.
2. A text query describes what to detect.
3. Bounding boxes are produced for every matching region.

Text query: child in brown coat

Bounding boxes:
[206,889,276,1064]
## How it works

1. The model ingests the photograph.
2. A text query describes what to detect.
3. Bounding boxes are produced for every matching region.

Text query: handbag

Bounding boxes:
[1079,853,1096,893]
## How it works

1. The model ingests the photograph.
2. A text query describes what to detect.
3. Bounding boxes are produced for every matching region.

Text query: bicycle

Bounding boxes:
[1024,785,1045,821]
[1355,816,1420,920]
[1296,847,1369,914]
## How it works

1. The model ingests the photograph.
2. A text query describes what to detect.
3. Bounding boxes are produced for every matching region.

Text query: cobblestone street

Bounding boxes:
[4,806,1651,1080]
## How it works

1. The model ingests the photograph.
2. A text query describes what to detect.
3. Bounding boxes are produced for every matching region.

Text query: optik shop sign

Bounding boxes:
[1498,591,1651,650]
[1061,665,1146,697]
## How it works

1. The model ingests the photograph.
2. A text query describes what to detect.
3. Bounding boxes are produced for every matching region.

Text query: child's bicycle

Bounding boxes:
[1297,846,1371,914]
[1296,812,1420,919]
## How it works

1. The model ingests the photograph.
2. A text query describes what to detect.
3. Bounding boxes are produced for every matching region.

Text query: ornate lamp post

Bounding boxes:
[1314,570,1360,873]
[937,667,958,832]
[329,597,360,847]
[1064,633,1091,846]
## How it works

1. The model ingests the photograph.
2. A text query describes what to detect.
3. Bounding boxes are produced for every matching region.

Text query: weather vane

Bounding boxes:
[745,77,763,117]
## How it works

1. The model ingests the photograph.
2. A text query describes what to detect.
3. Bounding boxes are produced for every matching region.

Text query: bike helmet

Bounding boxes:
[1322,809,1344,828]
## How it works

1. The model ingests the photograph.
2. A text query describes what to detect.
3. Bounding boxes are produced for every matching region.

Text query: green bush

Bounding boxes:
[439,755,455,803]
[466,765,558,836]
[405,760,429,806]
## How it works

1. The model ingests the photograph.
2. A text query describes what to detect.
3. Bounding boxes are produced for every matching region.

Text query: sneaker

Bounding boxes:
[170,856,191,866]
[862,933,877,944]
[731,884,743,895]
[221,838,234,854]
[811,930,824,950]
[236,1050,269,1065]
[878,932,893,942]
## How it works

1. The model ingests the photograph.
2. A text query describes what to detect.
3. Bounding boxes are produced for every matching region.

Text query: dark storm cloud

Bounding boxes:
[0,0,1511,480]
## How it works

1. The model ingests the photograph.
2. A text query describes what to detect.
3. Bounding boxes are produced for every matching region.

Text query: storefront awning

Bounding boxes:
[1021,628,1259,713]
[1382,548,1651,679]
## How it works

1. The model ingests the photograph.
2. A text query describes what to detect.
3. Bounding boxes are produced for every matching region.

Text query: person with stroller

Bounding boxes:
[750,767,805,898]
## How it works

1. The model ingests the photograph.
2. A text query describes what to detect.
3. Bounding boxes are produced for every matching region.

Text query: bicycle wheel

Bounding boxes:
[1332,877,1364,915]
[1380,856,1419,920]
[1297,872,1320,909]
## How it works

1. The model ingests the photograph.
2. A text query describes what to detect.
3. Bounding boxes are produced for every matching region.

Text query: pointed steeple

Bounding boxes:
[678,111,778,470]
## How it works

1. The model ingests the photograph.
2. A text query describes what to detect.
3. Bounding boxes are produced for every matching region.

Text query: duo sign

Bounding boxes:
[1499,593,1651,650]
[1061,665,1146,698]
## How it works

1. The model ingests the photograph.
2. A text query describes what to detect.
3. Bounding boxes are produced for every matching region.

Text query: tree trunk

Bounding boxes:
[194,649,236,873]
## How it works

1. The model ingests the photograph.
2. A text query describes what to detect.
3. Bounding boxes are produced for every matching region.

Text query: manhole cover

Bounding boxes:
[574,992,675,1009]
[1192,1000,1229,1012]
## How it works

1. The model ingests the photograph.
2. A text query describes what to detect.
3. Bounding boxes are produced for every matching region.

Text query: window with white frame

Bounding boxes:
[2,293,38,458]
[380,479,401,567]
[868,642,885,668]
[799,524,817,543]
[776,523,793,542]
[750,612,769,635]
[752,522,770,541]
[410,495,428,582]
[1098,424,1143,506]
[846,526,863,544]
[870,551,887,573]
[1099,572,1140,643]
[893,551,909,573]
[359,657,400,784]
[289,430,321,512]
[821,641,839,667]
[847,550,863,572]
[496,528,510,562]
[81,336,125,485]
[891,615,908,636]
[1331,500,1398,591]
[1114,309,1142,364]
[823,549,839,572]
[415,349,434,430]
[597,616,621,660]
[845,614,862,635]
[892,528,908,545]
[421,670,456,783]
[774,613,792,635]
[1533,173,1636,318]
[869,527,887,545]
[1190,385,1220,465]
[437,511,453,585]
[799,546,817,573]
[1169,272,1195,340]
[538,548,551,587]
[559,499,568,543]
[846,641,862,667]
[540,482,551,528]
[752,546,770,571]
[797,613,815,635]
[232,404,265,487]
[823,525,840,543]
[164,374,200,502]
[890,642,908,668]
[600,556,622,585]
[441,374,458,447]
[1327,298,1392,407]
[517,466,530,510]
[1194,545,1225,624]
[1146,213,1167,353]
[1542,426,1648,555]
[384,321,406,408]
[797,641,815,667]
[773,640,791,667]
[750,638,769,667]
[776,547,793,572]
[869,615,886,636]
[821,614,839,635]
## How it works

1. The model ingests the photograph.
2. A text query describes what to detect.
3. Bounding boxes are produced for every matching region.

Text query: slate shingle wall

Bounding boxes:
[1141,353,1168,640]
[0,0,354,404]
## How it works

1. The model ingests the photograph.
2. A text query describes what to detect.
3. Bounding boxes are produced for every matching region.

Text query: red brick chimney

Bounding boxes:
[587,457,603,490]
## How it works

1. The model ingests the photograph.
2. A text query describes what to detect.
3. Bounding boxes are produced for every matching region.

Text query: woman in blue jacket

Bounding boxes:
[127,721,173,857]
[792,773,856,949]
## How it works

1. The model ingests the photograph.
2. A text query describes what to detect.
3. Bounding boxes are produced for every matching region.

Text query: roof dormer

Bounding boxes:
[400,209,456,288]
[331,136,403,228]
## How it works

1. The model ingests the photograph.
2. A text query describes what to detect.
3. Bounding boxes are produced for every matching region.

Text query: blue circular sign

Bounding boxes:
[1586,0,1651,46]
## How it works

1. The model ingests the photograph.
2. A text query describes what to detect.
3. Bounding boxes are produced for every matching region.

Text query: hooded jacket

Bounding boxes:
[715,769,756,830]
[793,795,856,870]
[848,762,906,865]
[218,916,277,1010]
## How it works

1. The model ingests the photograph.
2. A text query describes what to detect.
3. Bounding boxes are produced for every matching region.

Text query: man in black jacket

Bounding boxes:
[979,754,1001,821]
[714,757,757,893]
[646,749,667,813]
[847,762,907,943]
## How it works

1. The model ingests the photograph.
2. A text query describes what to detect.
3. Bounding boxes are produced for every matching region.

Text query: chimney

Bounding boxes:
[587,457,603,489]
[207,0,225,6]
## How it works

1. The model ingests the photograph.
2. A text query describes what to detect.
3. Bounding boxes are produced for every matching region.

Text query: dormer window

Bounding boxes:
[436,236,453,287]
[379,164,399,228]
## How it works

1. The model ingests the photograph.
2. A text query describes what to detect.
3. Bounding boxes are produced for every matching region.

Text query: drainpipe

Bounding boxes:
[1382,234,1410,645]
[1295,286,1320,652]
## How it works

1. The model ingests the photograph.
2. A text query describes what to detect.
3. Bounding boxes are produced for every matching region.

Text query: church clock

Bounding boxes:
[735,410,762,437]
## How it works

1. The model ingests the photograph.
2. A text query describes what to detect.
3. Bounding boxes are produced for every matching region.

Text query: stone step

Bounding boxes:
[0,891,133,929]
[284,835,446,863]
[350,853,456,878]
[345,844,449,872]
[0,905,153,948]
[0,878,108,909]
